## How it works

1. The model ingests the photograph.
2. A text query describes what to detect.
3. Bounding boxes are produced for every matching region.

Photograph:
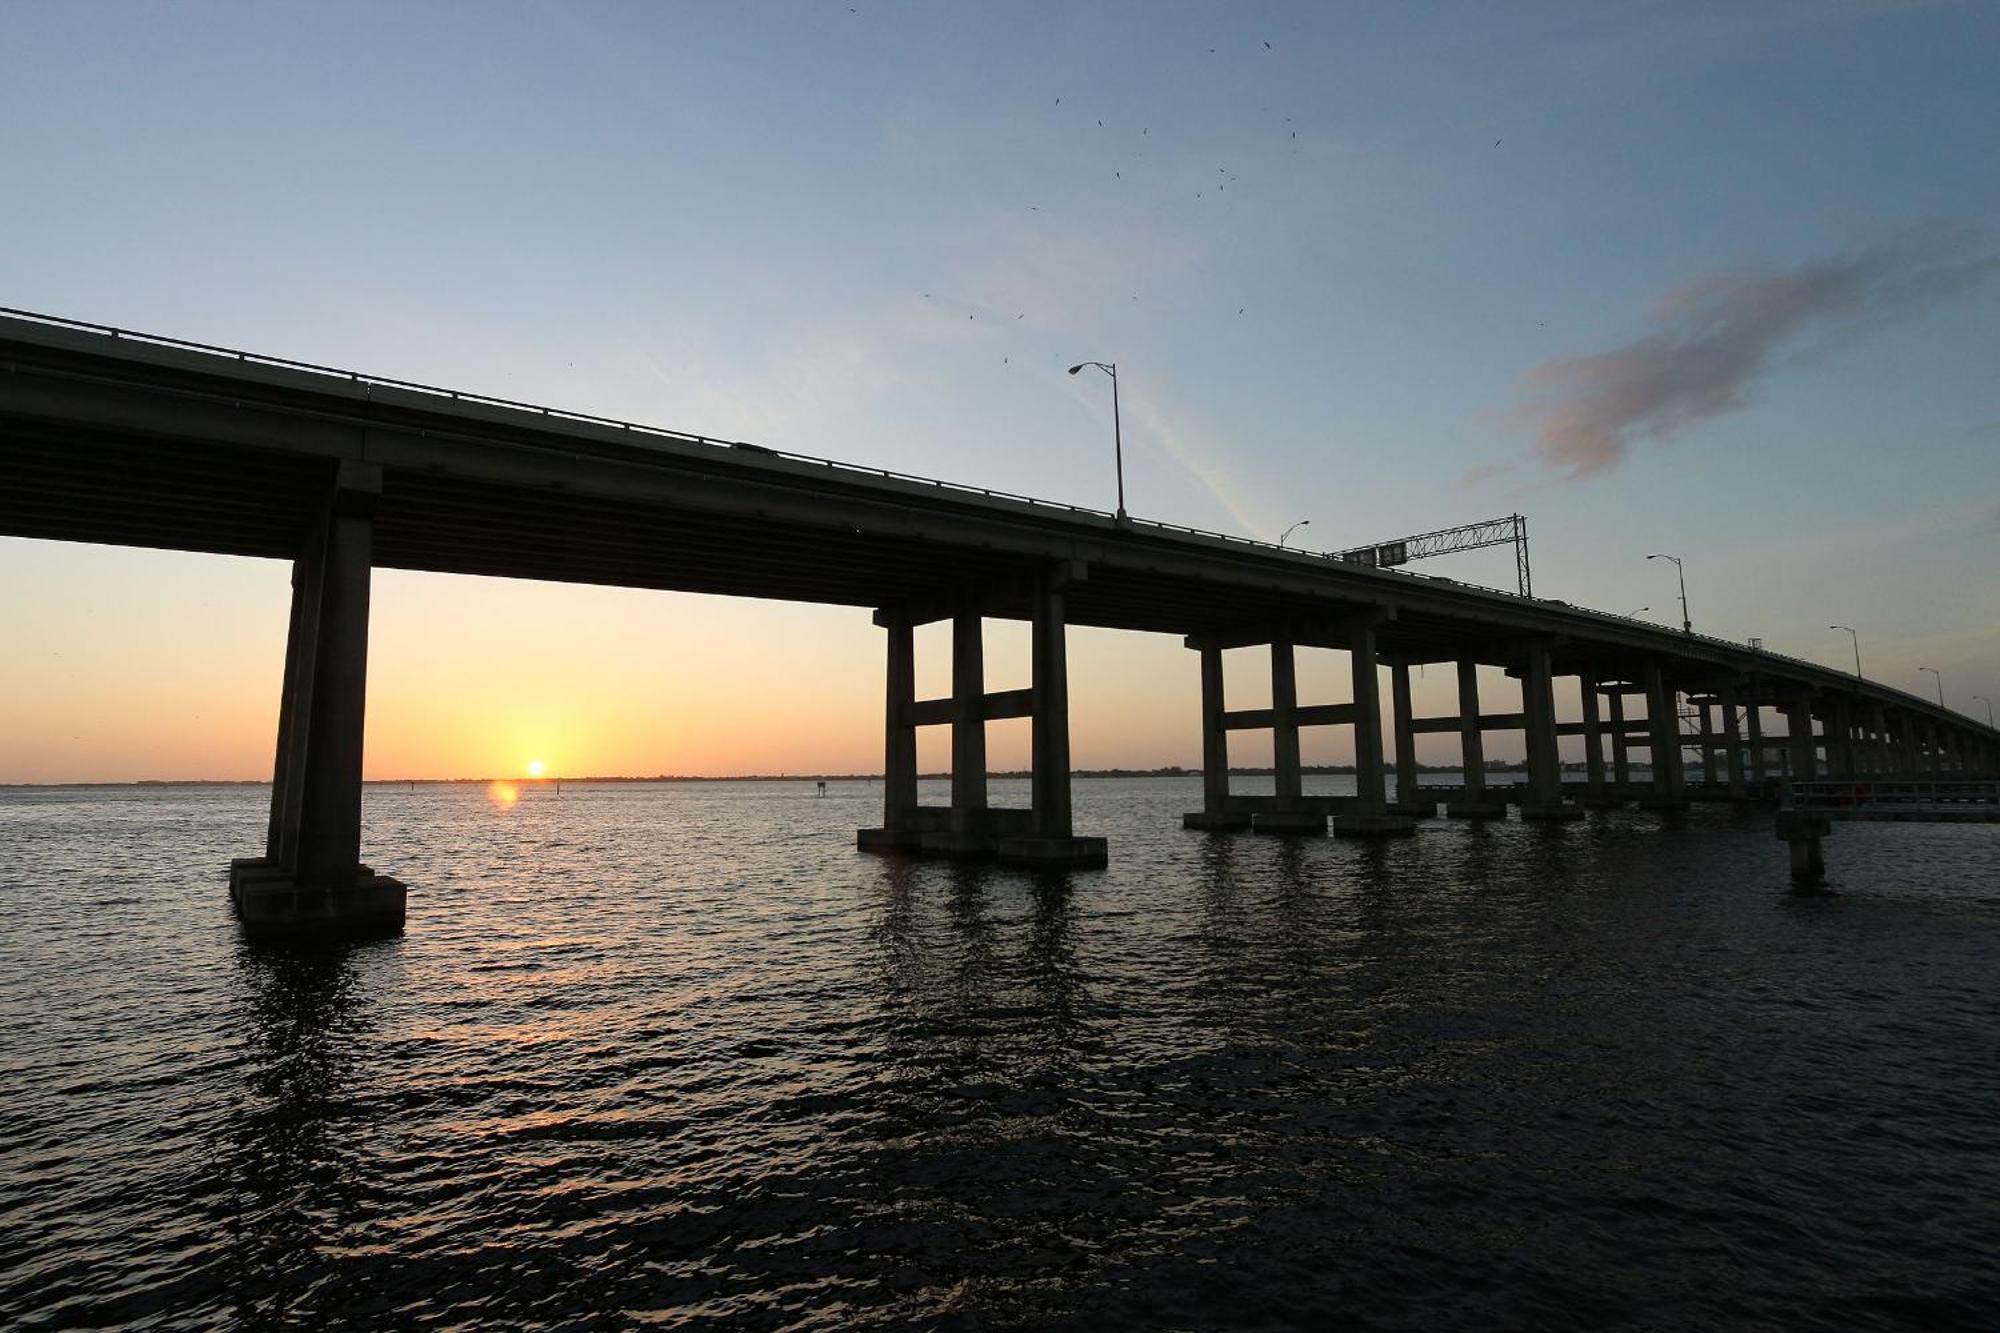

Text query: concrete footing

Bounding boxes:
[857,828,1109,868]
[1332,812,1417,838]
[1775,811,1832,882]
[1519,803,1586,822]
[1251,809,1328,835]
[1182,810,1254,831]
[1446,801,1510,820]
[228,856,406,941]
[995,835,1109,868]
[1386,800,1439,818]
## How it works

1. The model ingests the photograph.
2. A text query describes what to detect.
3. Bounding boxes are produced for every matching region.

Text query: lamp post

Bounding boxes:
[1627,606,1651,619]
[1066,360,1124,522]
[1829,624,1862,679]
[1974,695,1995,728]
[1278,518,1310,549]
[1919,666,1943,708]
[1645,553,1690,633]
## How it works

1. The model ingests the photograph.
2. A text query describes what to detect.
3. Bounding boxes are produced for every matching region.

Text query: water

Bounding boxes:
[2,777,1996,1331]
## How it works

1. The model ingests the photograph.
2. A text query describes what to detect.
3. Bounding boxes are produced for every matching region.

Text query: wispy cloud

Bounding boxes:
[1511,229,1997,479]
[1455,461,1514,490]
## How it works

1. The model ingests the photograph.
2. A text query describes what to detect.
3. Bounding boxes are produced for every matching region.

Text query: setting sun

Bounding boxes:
[526,759,545,778]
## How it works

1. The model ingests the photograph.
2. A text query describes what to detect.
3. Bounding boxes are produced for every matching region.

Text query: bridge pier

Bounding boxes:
[859,570,1106,867]
[229,460,406,939]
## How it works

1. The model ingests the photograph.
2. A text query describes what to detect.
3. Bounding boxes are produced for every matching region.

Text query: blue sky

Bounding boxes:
[2,1,1995,779]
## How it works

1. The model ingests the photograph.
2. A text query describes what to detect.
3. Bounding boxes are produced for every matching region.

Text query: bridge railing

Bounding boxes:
[1791,780,2000,812]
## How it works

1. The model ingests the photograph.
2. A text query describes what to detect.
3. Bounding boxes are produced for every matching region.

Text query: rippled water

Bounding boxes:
[2,777,1996,1330]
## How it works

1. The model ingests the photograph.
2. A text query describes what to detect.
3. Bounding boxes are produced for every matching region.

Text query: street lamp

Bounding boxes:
[1066,360,1125,523]
[1974,695,1995,728]
[1278,518,1310,548]
[1627,606,1651,619]
[1919,666,1943,708]
[1829,624,1862,679]
[1645,553,1691,633]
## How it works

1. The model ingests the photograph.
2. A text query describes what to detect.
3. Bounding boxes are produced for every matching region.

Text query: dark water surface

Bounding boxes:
[2,778,1996,1330]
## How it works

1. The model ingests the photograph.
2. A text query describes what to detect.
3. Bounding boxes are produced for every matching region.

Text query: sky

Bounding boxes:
[2,0,1995,783]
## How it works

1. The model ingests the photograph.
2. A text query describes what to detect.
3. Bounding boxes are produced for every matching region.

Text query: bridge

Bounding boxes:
[4,308,1995,936]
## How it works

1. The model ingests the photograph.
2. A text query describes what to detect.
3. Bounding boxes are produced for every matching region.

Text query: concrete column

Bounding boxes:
[230,461,403,939]
[1827,698,1855,779]
[1334,620,1412,835]
[950,606,987,823]
[1786,695,1817,783]
[1747,703,1766,785]
[1642,662,1685,808]
[1029,577,1072,838]
[1458,659,1485,797]
[1698,703,1717,787]
[1448,658,1504,819]
[1270,637,1302,807]
[266,519,327,865]
[1579,672,1609,805]
[999,573,1107,866]
[1519,640,1577,819]
[1608,689,1631,788]
[1200,644,1228,814]
[1390,662,1421,809]
[881,616,918,832]
[293,466,379,892]
[1720,681,1747,798]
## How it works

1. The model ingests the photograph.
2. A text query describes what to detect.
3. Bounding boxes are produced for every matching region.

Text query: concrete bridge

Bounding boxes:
[4,309,1994,936]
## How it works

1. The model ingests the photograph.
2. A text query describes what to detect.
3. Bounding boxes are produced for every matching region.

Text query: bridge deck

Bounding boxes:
[0,308,1991,739]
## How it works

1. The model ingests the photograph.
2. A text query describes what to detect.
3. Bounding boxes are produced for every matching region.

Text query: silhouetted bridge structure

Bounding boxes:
[4,309,1995,936]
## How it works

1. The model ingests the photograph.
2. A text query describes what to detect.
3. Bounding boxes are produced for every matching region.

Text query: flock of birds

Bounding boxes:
[904,35,1319,372]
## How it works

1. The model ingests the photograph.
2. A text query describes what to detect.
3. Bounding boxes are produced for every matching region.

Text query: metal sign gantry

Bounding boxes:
[1337,513,1533,598]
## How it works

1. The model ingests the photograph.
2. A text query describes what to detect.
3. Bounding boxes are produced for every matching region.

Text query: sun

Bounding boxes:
[526,759,546,778]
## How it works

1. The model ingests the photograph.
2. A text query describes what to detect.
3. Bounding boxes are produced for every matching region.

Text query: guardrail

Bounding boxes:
[1791,780,1999,820]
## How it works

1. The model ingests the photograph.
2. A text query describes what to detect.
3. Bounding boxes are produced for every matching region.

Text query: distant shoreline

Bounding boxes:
[3,762,1560,790]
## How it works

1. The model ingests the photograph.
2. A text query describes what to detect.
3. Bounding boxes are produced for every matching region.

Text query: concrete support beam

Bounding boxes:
[1608,690,1631,789]
[1519,640,1580,820]
[1641,661,1687,809]
[1334,620,1412,836]
[1698,703,1717,786]
[1270,638,1304,807]
[1786,695,1818,783]
[1720,681,1747,799]
[1389,662,1432,816]
[1747,703,1766,786]
[266,519,326,866]
[949,605,988,834]
[1449,658,1505,819]
[1579,673,1614,807]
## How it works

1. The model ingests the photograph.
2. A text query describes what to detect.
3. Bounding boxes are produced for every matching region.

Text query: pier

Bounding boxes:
[4,309,1995,937]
